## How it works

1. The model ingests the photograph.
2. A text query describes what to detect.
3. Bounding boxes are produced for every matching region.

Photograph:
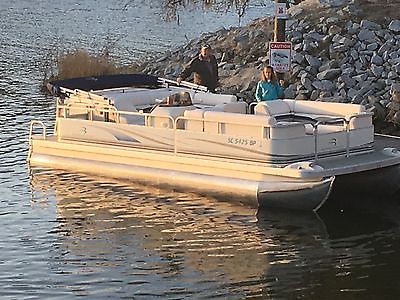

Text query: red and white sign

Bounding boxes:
[269,42,292,73]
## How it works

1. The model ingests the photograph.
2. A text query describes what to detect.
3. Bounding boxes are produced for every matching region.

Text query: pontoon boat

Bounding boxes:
[27,74,400,211]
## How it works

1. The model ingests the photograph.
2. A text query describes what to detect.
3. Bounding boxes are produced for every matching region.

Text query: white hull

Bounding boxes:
[29,137,334,211]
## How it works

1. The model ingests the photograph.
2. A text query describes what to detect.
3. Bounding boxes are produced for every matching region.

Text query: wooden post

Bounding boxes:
[274,0,287,81]
[274,0,287,42]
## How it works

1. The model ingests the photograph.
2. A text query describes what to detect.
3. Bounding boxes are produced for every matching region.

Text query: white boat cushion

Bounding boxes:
[192,92,237,105]
[203,111,277,138]
[214,101,248,113]
[184,103,247,131]
[256,99,366,119]
[304,124,344,135]
[255,99,371,130]
[270,122,306,139]
[104,88,173,108]
[255,100,291,116]
[184,109,205,131]
[148,105,196,128]
[349,114,372,129]
[293,100,365,118]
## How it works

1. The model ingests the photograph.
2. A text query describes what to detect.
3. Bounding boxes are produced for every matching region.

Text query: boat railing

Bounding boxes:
[174,115,268,154]
[28,120,47,161]
[29,120,47,140]
[311,117,347,161]
[55,101,365,160]
[345,114,362,158]
[57,102,119,122]
[158,77,208,92]
[59,87,113,107]
[249,101,258,114]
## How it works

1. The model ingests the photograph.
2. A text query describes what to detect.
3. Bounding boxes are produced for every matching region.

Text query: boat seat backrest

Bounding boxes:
[293,100,365,117]
[147,105,196,129]
[293,100,371,130]
[256,99,366,118]
[192,92,237,105]
[270,122,307,139]
[214,101,248,113]
[184,102,247,132]
[203,111,276,138]
[184,109,205,131]
[255,100,291,116]
[255,99,371,130]
[107,88,173,110]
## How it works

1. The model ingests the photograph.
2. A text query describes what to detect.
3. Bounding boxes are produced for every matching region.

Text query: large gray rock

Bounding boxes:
[360,19,382,30]
[320,63,339,74]
[394,63,400,74]
[339,74,356,88]
[305,54,322,69]
[320,80,335,91]
[378,41,393,55]
[389,20,400,33]
[303,31,325,42]
[371,65,384,77]
[320,0,348,7]
[301,77,314,91]
[316,68,341,80]
[371,53,383,65]
[292,52,305,64]
[353,73,368,82]
[358,29,376,41]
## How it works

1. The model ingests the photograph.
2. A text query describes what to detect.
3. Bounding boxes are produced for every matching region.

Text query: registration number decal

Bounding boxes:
[227,137,257,146]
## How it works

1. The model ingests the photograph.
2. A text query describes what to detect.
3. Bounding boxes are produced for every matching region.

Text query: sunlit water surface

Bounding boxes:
[1,0,400,299]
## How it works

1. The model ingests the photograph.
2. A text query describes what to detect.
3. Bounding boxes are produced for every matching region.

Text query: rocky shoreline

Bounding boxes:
[138,0,400,133]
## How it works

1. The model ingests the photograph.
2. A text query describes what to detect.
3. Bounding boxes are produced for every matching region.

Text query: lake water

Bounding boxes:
[1,0,400,299]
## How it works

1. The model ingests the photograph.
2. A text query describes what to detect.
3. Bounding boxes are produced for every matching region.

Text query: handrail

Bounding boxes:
[249,101,259,114]
[29,120,47,140]
[27,120,47,162]
[59,87,113,108]
[344,114,371,158]
[56,101,365,161]
[158,77,208,92]
[312,117,346,161]
[57,102,119,122]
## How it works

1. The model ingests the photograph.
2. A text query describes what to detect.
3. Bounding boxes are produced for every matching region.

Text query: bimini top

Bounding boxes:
[46,73,160,96]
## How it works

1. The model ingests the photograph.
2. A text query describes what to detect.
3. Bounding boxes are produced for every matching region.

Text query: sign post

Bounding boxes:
[273,0,288,80]
[274,0,287,43]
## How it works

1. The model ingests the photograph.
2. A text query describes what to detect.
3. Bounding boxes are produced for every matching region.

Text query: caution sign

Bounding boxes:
[269,42,292,73]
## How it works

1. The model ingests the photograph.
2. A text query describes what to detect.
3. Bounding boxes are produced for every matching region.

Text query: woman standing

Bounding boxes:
[255,65,285,101]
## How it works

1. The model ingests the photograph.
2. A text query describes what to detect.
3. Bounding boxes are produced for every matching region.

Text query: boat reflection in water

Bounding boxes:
[29,168,400,299]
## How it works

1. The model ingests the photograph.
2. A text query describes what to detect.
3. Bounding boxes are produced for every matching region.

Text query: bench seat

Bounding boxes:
[255,99,373,130]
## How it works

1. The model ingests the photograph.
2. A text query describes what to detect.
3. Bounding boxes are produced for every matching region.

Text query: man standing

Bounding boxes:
[176,44,219,92]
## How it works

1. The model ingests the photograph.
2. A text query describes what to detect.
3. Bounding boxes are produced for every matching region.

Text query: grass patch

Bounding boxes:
[57,49,119,78]
[42,49,139,91]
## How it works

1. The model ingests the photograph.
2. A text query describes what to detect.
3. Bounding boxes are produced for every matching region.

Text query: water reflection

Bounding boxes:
[28,168,400,298]
[30,168,266,298]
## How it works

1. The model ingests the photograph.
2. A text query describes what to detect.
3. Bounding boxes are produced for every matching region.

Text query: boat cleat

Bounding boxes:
[284,161,324,173]
[382,147,400,157]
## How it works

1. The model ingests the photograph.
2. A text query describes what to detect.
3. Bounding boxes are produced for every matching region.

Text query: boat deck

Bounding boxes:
[314,134,400,178]
[374,133,400,149]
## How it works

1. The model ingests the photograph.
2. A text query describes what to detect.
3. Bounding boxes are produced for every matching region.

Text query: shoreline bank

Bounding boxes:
[138,0,400,134]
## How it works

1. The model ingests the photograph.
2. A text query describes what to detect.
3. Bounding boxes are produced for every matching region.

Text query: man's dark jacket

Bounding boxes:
[180,54,219,92]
